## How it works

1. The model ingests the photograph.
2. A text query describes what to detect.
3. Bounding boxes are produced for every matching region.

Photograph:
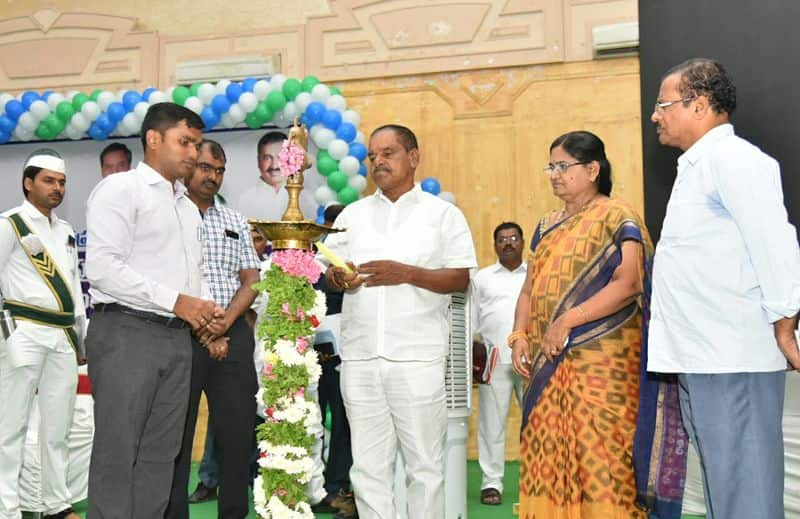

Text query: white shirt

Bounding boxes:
[86,161,208,316]
[649,124,800,373]
[0,200,84,353]
[471,261,527,364]
[322,185,477,361]
[233,179,317,221]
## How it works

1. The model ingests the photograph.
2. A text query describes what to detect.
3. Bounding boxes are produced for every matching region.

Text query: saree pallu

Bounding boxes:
[519,198,686,519]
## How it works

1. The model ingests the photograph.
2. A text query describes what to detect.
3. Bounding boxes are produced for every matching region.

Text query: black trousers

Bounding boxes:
[317,349,353,494]
[166,317,257,519]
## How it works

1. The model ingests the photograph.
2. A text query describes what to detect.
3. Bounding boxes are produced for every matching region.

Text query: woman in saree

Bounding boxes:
[509,131,686,519]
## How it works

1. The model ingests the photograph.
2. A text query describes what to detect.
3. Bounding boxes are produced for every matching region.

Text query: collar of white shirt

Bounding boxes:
[136,161,188,197]
[679,123,734,168]
[373,184,422,205]
[489,261,527,274]
[20,199,58,226]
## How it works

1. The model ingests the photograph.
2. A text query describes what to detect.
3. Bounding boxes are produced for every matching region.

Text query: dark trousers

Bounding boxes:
[86,311,192,519]
[317,349,352,494]
[166,317,257,519]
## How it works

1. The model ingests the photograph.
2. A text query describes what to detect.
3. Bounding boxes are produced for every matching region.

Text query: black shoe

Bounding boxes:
[310,493,339,513]
[188,482,217,503]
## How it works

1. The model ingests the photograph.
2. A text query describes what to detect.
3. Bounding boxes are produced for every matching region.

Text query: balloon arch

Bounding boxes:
[0,75,455,215]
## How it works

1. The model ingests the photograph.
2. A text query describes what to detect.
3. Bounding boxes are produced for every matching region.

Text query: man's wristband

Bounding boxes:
[507,330,528,348]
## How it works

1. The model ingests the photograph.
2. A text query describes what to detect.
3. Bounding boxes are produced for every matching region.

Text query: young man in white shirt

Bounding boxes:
[471,222,527,506]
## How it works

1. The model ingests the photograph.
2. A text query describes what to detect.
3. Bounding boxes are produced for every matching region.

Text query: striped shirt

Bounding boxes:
[201,202,260,308]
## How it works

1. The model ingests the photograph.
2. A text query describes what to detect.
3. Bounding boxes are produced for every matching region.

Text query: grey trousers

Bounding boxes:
[86,311,192,519]
[678,371,786,519]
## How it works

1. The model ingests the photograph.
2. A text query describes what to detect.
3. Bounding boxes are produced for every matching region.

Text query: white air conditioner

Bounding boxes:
[592,21,639,59]
[174,55,281,84]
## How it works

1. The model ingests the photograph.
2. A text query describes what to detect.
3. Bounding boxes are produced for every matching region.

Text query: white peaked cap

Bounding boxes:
[24,154,66,174]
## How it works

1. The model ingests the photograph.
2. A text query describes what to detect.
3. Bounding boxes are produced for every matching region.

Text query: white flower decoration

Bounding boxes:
[20,235,45,256]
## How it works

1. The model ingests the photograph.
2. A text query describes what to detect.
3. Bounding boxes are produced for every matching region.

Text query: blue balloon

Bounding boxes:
[226,82,243,103]
[107,102,126,123]
[304,102,326,126]
[321,109,342,131]
[95,113,115,133]
[211,95,231,116]
[316,215,326,225]
[0,130,9,144]
[122,91,142,112]
[88,123,107,141]
[335,122,357,142]
[42,91,54,101]
[358,163,367,177]
[201,107,220,128]
[421,177,442,196]
[142,87,157,101]
[317,205,325,217]
[349,142,367,162]
[0,115,15,134]
[21,91,40,109]
[300,115,310,127]
[241,78,258,92]
[4,100,25,122]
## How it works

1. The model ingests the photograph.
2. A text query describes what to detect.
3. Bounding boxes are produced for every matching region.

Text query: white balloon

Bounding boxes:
[274,112,293,128]
[311,84,331,102]
[81,101,101,121]
[66,125,83,140]
[438,191,457,204]
[228,104,246,123]
[354,131,365,144]
[253,79,270,100]
[122,112,141,134]
[13,126,32,141]
[29,100,50,121]
[339,156,360,176]
[269,74,287,91]
[294,92,312,112]
[65,90,80,101]
[220,113,236,128]
[46,93,65,111]
[17,112,37,131]
[184,96,204,114]
[165,87,176,102]
[97,91,116,111]
[198,83,216,104]
[348,174,367,192]
[117,89,128,102]
[282,101,298,121]
[238,92,258,112]
[0,93,14,113]
[326,94,347,112]
[134,101,150,120]
[215,80,231,95]
[327,139,349,160]
[341,109,360,127]
[313,128,336,149]
[148,91,168,105]
[314,185,337,206]
[70,112,90,132]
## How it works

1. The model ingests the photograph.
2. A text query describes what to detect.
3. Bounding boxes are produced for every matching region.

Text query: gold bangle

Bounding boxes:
[575,304,587,321]
[507,330,527,348]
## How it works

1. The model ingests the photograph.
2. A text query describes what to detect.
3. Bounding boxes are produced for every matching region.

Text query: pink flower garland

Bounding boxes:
[271,249,322,284]
[278,141,307,177]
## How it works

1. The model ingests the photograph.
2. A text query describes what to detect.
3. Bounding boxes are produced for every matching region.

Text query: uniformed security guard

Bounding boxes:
[0,150,84,519]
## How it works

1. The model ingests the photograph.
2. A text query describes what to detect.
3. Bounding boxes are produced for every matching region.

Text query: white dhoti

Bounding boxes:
[341,358,446,519]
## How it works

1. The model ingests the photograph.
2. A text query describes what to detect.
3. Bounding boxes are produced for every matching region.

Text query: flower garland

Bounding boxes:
[252,249,325,519]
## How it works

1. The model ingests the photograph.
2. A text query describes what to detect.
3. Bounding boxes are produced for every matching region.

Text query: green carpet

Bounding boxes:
[58,461,706,518]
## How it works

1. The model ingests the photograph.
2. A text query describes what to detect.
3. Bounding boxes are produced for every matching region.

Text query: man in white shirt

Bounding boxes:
[471,222,526,507]
[0,150,84,519]
[323,125,477,519]
[648,58,800,519]
[85,103,225,519]
[233,131,317,221]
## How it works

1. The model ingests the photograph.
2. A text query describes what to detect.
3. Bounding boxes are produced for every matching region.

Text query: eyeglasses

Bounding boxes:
[543,161,589,175]
[653,96,695,113]
[197,162,226,175]
[496,235,521,244]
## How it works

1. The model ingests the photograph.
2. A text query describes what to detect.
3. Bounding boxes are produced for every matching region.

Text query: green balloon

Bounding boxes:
[172,86,191,105]
[302,75,320,92]
[327,171,348,191]
[329,86,342,96]
[89,89,102,101]
[35,123,52,141]
[316,156,338,177]
[282,78,303,101]
[317,149,332,162]
[266,91,287,112]
[337,186,360,206]
[245,111,263,129]
[72,93,89,111]
[44,114,63,135]
[189,83,202,96]
[55,101,75,123]
[254,101,273,123]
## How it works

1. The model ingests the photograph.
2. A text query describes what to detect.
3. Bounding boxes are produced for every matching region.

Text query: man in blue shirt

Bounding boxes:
[648,58,800,519]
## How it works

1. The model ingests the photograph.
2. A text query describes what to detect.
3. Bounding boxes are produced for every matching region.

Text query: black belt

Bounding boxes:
[93,303,189,329]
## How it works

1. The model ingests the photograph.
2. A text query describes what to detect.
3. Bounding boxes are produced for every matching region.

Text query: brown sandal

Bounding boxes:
[481,487,502,505]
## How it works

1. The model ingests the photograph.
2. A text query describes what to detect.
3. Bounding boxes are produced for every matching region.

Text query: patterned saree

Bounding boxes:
[519,198,686,519]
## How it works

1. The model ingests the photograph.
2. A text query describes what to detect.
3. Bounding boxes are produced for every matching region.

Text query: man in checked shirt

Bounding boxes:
[166,139,261,519]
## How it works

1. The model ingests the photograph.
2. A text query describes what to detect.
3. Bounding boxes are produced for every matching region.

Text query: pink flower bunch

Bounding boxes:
[294,387,305,399]
[296,337,309,354]
[278,141,306,177]
[263,363,276,381]
[271,249,322,283]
